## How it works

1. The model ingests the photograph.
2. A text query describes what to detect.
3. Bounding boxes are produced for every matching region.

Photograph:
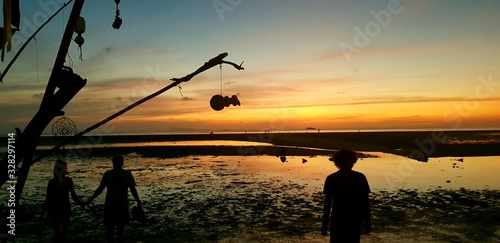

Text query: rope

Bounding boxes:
[34,38,40,82]
[78,45,83,61]
[62,2,65,33]
[219,64,223,95]
[66,52,73,68]
[178,84,183,97]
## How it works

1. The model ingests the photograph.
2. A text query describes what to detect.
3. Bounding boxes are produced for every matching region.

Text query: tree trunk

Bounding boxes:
[0,0,86,203]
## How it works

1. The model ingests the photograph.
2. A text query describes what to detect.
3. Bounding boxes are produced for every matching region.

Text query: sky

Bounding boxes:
[1,0,499,135]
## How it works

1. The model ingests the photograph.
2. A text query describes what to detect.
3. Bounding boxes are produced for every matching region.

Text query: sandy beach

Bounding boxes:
[1,131,500,242]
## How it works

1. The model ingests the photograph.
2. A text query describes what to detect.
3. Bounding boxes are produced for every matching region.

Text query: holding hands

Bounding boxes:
[320,225,328,236]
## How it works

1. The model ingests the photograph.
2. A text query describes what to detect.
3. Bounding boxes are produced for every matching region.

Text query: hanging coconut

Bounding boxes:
[75,16,86,34]
[210,95,225,111]
[74,17,85,45]
[74,16,86,60]
[210,94,241,111]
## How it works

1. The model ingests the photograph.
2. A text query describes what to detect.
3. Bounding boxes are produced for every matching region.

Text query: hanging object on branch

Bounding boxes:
[210,94,225,111]
[1,0,20,62]
[210,95,240,111]
[209,63,242,111]
[52,117,77,137]
[56,66,86,90]
[74,16,86,60]
[52,116,78,148]
[112,0,123,29]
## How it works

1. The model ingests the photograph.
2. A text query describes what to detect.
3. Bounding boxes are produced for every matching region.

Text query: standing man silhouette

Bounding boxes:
[321,149,371,243]
[85,155,142,243]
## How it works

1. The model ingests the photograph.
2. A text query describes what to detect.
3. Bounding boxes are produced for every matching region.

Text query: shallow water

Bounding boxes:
[353,153,500,191]
[19,153,500,193]
[30,140,275,151]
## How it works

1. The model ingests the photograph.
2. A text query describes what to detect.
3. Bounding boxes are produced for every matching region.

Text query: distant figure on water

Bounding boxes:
[41,159,84,243]
[85,155,143,243]
[321,149,371,243]
[278,147,287,163]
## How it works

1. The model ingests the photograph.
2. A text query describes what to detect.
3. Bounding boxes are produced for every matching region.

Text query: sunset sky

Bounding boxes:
[1,0,499,134]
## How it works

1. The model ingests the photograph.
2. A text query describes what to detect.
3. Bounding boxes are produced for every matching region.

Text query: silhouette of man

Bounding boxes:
[41,159,83,243]
[85,155,142,243]
[321,149,371,243]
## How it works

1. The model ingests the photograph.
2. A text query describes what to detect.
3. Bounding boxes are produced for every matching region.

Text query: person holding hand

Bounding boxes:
[85,155,142,243]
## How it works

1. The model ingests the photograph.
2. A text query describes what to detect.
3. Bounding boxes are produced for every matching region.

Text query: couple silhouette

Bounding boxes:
[42,149,370,242]
[41,155,143,243]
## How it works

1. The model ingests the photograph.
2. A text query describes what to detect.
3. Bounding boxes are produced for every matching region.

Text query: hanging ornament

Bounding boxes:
[210,95,241,111]
[52,117,77,137]
[74,16,86,60]
[226,95,241,106]
[210,95,225,111]
[112,0,123,29]
[56,66,86,90]
[52,116,78,148]
[209,64,242,111]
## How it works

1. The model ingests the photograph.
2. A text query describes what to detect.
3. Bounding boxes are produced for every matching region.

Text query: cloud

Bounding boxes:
[223,95,500,110]
[348,96,500,106]
[0,103,39,132]
[0,83,46,92]
[32,93,43,99]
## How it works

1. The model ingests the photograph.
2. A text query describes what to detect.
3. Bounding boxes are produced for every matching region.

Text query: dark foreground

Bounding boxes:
[7,183,500,242]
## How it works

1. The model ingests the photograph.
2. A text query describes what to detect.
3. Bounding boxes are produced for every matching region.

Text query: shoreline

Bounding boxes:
[26,130,500,159]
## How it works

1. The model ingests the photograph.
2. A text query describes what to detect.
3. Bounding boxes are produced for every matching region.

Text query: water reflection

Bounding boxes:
[19,153,500,193]
[30,140,274,151]
[216,154,500,191]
